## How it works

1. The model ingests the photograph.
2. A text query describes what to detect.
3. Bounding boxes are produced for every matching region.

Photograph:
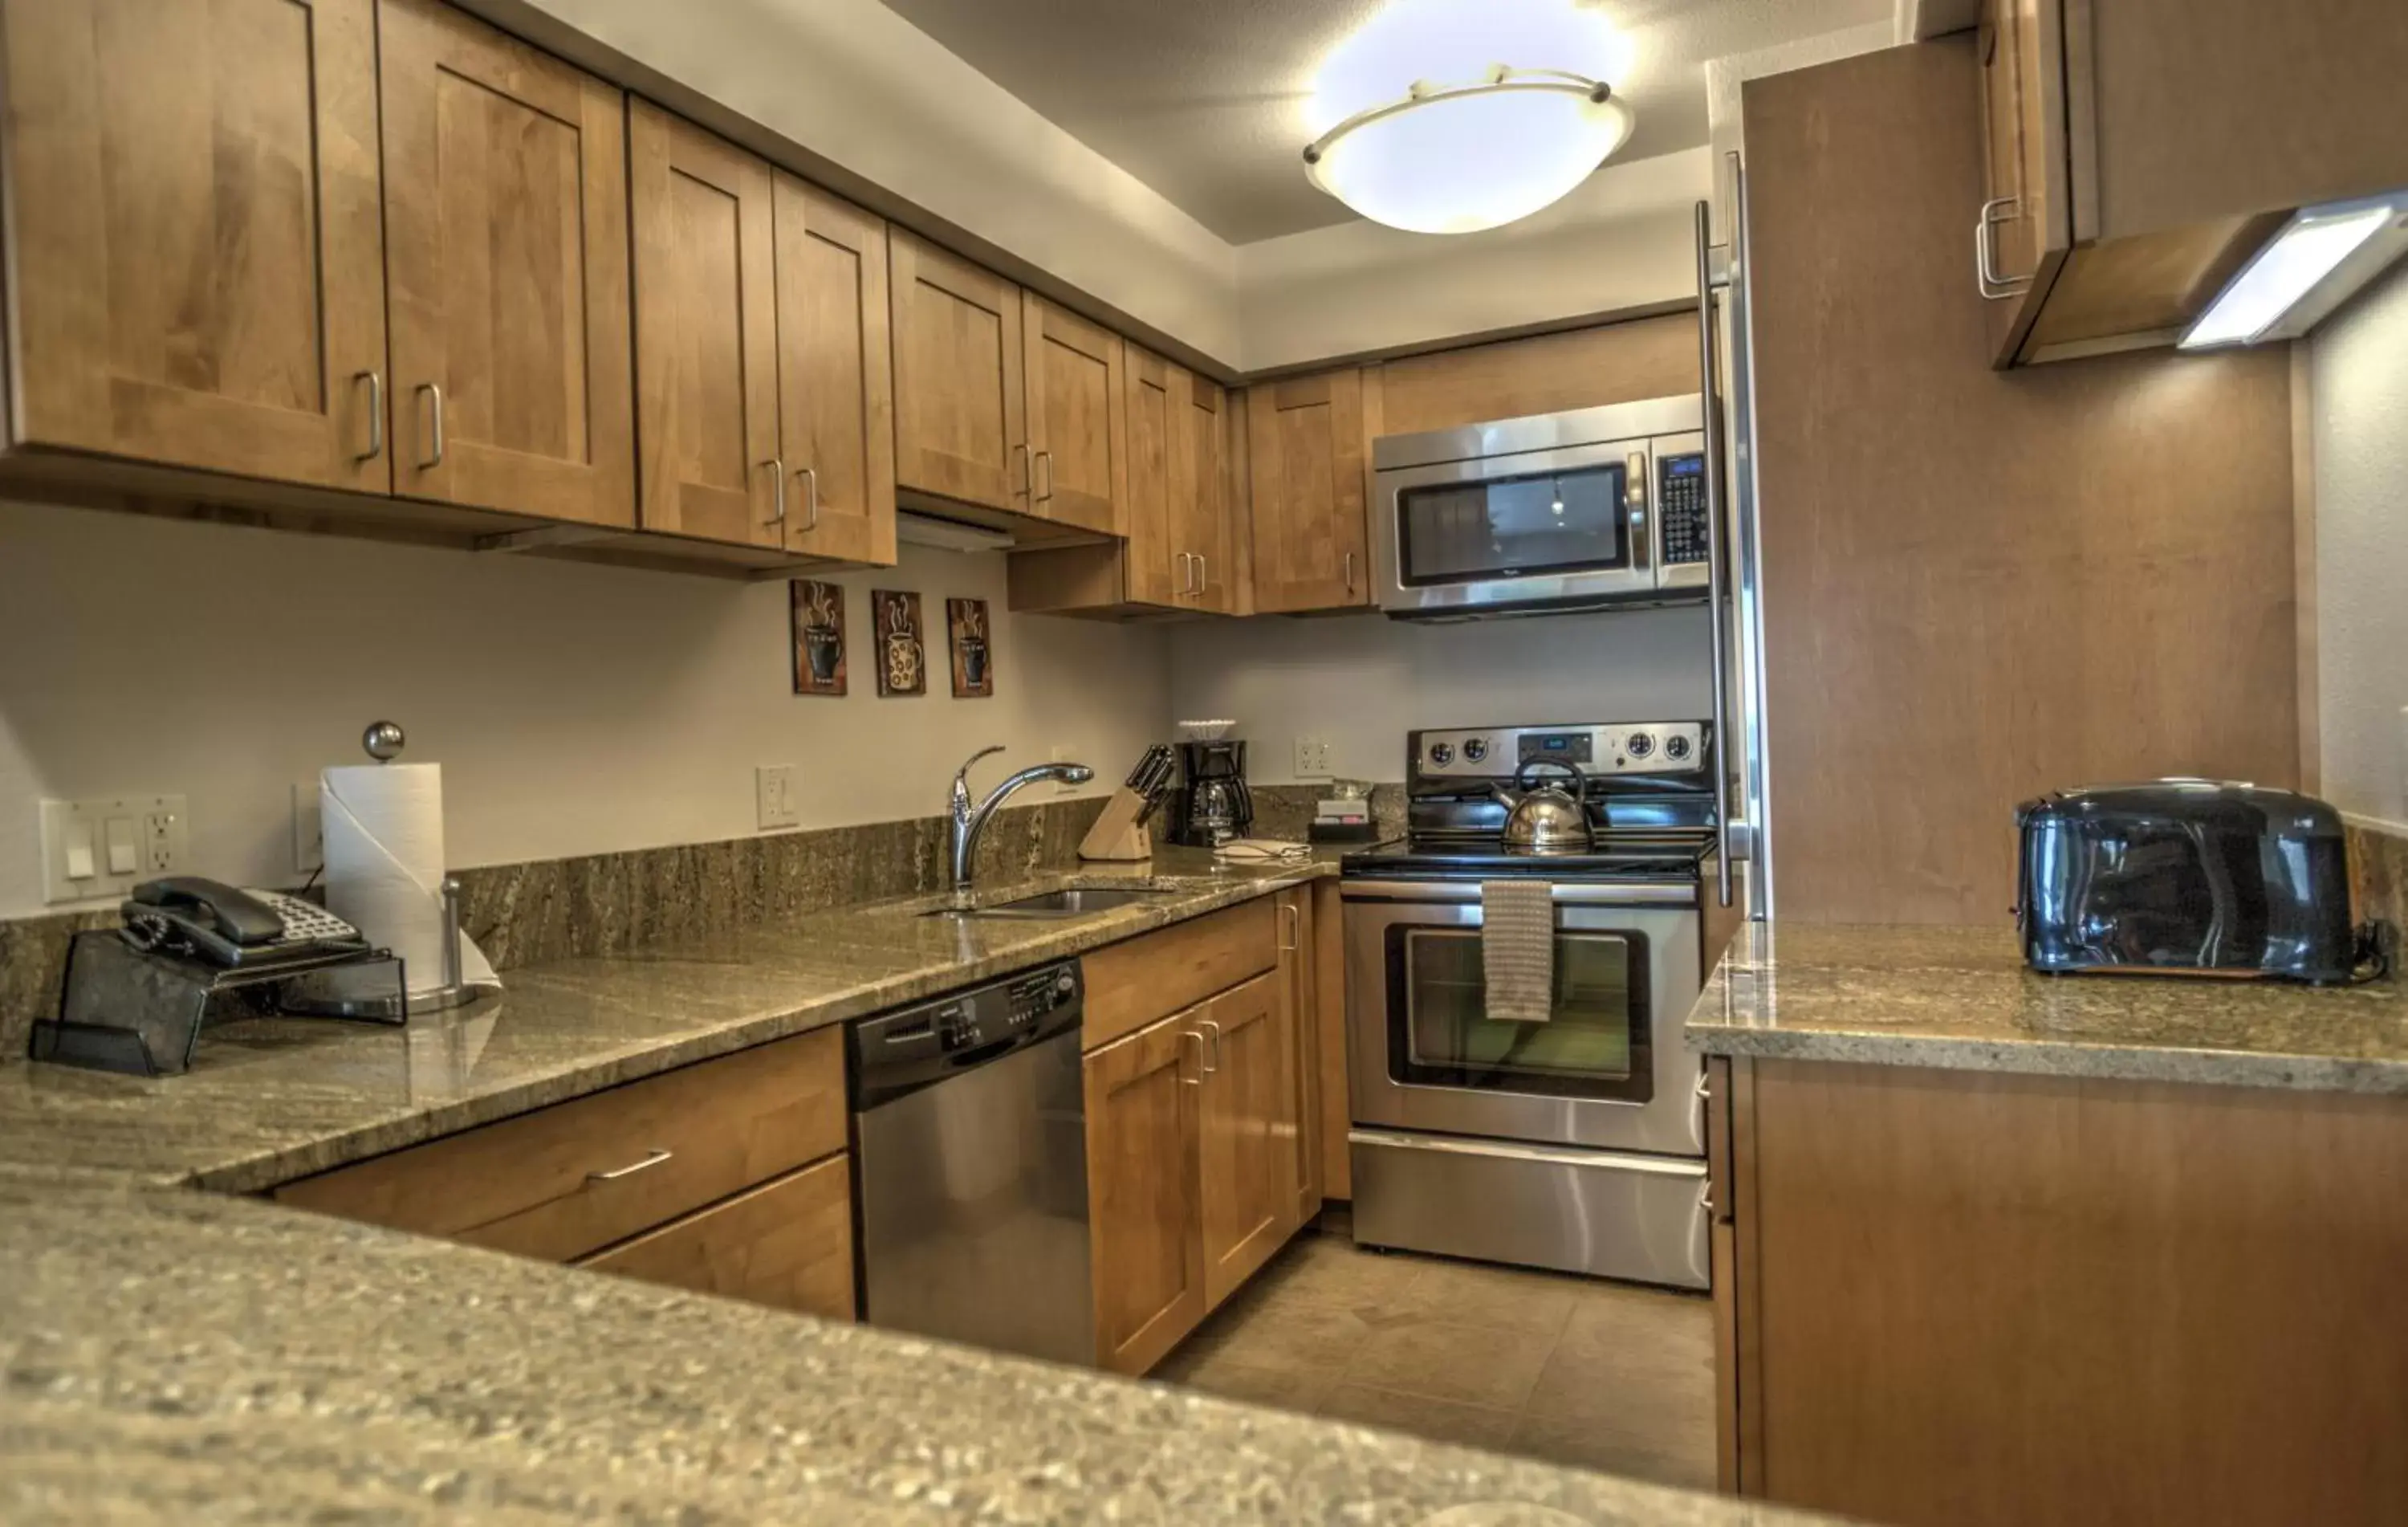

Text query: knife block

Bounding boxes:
[1077,787,1154,862]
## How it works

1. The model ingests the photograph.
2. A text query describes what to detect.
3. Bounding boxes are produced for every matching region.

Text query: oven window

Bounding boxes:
[1385,926,1655,1103]
[1394,462,1629,587]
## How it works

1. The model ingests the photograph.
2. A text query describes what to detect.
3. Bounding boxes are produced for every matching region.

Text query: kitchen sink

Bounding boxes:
[927,887,1177,919]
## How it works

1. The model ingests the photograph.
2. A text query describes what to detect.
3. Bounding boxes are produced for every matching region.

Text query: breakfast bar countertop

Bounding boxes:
[1684,921,2408,1093]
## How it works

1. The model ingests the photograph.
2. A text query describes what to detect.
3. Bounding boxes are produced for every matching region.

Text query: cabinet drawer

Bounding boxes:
[1083,898,1278,1052]
[578,1152,855,1321]
[274,1028,844,1262]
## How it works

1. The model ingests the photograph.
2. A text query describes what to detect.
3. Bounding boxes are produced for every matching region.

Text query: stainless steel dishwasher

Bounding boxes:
[848,959,1092,1366]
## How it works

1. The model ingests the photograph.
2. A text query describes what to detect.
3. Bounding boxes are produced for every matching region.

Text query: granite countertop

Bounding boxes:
[0,849,1336,1192]
[1686,922,2408,1093]
[2,849,1832,1525]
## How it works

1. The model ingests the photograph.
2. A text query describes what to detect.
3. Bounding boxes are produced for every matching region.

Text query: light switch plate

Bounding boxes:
[755,764,799,830]
[40,795,188,905]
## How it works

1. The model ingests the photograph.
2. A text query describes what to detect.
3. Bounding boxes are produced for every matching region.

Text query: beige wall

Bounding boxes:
[1167,607,1715,786]
[2312,263,2408,827]
[0,503,1170,918]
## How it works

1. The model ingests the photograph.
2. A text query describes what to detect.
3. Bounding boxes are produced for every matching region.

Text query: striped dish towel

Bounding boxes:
[1481,880,1555,1023]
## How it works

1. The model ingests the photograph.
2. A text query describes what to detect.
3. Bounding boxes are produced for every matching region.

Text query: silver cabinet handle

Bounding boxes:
[1175,551,1193,595]
[355,371,384,462]
[588,1146,673,1183]
[761,457,787,527]
[415,382,445,470]
[1016,442,1031,499]
[1182,1028,1206,1086]
[1195,553,1208,597]
[1198,1018,1222,1072]
[1976,196,2030,299]
[797,465,820,531]
[1694,196,1733,910]
[1342,549,1357,594]
[1035,450,1054,503]
[1280,902,1300,951]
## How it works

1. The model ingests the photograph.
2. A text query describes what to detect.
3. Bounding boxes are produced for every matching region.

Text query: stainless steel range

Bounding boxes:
[1340,720,1722,1289]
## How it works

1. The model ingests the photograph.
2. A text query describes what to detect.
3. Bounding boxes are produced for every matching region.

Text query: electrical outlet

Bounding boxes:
[40,794,187,904]
[755,764,799,830]
[292,781,324,874]
[1294,736,1333,779]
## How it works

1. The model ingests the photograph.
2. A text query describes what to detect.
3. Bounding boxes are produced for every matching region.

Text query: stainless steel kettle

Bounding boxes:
[1491,759,1593,854]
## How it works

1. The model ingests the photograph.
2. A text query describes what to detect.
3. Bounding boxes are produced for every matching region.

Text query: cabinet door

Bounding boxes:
[1172,369,1236,614]
[0,0,388,489]
[775,178,897,566]
[1247,369,1368,613]
[628,101,778,545]
[1084,1011,1206,1376]
[1120,345,1181,606]
[1023,295,1125,535]
[1196,973,1299,1309]
[579,1153,855,1322]
[1276,890,1323,1227]
[379,0,633,526]
[1976,0,2067,363]
[890,229,1025,512]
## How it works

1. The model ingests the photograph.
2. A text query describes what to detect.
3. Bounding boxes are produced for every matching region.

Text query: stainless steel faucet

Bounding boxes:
[948,745,1094,901]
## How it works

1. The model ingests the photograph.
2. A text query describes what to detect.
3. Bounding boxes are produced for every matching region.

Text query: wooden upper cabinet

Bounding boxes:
[379,0,633,526]
[1196,972,1298,1309]
[0,0,390,490]
[1023,295,1125,535]
[1247,368,1369,613]
[1975,0,2408,367]
[775,178,897,566]
[1084,1010,1206,1376]
[1172,369,1238,613]
[1120,346,1182,606]
[1376,315,1701,435]
[890,228,1026,512]
[628,101,779,546]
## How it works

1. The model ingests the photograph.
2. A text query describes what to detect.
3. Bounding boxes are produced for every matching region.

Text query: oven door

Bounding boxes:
[1344,880,1703,1156]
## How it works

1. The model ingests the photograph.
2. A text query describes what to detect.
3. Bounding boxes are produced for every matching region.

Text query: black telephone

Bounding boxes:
[122,878,368,969]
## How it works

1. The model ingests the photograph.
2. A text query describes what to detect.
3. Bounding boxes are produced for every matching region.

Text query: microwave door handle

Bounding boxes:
[1627,450,1650,573]
[1695,194,1734,910]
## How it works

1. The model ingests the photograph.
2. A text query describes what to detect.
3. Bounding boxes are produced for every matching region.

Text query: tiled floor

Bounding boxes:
[1151,1221,1718,1492]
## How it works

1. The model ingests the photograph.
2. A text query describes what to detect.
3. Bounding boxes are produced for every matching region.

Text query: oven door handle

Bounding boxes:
[1340,878,1698,908]
[1348,1128,1710,1176]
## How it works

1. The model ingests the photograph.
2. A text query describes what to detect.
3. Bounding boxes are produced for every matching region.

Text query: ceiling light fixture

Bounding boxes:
[1303,0,1635,236]
[2180,195,2408,348]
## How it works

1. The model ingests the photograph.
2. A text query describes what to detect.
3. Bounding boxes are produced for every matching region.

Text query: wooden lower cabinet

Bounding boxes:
[1716,1057,2408,1524]
[1080,897,1320,1374]
[579,1151,854,1321]
[1084,1010,1207,1376]
[1195,974,1296,1307]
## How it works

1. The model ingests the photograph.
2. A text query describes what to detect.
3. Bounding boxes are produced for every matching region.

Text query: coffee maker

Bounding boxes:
[1171,740,1255,846]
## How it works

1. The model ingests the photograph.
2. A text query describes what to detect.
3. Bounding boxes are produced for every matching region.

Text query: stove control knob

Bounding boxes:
[1462,737,1488,764]
[1429,743,1454,767]
[1665,733,1693,761]
[1626,731,1656,759]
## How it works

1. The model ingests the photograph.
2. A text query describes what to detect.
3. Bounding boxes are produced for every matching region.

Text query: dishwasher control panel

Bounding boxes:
[849,959,1084,1109]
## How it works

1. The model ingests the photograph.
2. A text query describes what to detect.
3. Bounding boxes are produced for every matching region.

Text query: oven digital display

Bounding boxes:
[1519,733,1594,764]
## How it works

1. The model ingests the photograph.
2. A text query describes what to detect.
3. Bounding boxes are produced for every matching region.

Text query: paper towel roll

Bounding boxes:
[322,763,495,1000]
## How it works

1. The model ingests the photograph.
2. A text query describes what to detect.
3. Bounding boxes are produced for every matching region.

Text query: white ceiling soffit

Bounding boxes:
[880,0,1897,246]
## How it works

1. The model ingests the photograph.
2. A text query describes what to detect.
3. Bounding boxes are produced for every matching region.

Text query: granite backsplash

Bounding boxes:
[1247,783,1405,845]
[0,797,1105,1064]
[2349,816,2408,932]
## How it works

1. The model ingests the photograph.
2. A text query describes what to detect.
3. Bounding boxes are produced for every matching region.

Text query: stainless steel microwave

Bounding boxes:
[1369,393,1710,620]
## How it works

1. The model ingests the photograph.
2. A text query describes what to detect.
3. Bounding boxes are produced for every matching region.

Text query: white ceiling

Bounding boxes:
[877,0,1893,244]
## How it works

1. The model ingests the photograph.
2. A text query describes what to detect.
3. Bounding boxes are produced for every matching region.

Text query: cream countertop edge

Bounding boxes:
[1684,921,2408,1095]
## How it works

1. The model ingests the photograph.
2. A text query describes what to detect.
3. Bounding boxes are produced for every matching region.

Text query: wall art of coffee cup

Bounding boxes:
[871,589,925,697]
[948,598,994,698]
[790,580,847,697]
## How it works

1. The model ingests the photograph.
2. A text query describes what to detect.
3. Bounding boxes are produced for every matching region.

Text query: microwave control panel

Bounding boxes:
[1658,454,1709,566]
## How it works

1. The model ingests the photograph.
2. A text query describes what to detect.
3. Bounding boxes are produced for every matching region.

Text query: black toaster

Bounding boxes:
[2015,780,2381,984]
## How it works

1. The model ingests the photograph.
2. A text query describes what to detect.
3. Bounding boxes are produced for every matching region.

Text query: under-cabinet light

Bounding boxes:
[2181,197,2407,348]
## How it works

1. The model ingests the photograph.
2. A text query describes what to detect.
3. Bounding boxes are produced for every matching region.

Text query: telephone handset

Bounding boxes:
[123,877,368,969]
